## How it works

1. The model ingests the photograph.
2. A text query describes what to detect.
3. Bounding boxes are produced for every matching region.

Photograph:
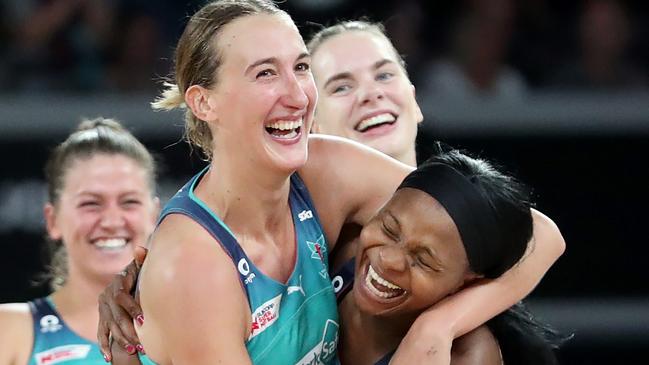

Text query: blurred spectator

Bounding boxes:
[1,0,118,92]
[549,0,647,91]
[107,10,164,93]
[418,0,528,104]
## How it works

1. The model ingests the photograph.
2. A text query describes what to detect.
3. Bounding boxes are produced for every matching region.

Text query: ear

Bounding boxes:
[411,84,424,124]
[44,203,62,241]
[185,85,219,122]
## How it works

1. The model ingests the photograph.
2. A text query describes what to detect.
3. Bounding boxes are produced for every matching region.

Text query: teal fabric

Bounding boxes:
[28,297,107,365]
[138,170,339,364]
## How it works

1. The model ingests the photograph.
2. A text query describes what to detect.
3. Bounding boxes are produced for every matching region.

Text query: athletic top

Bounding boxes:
[331,259,394,365]
[139,168,339,365]
[28,297,106,365]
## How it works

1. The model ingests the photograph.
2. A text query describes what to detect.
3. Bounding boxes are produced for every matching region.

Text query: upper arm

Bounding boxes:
[300,135,413,248]
[0,304,33,365]
[137,215,252,365]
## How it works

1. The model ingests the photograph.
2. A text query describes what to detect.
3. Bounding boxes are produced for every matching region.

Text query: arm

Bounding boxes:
[97,247,148,361]
[0,303,33,365]
[137,214,253,365]
[390,209,565,364]
[301,135,413,248]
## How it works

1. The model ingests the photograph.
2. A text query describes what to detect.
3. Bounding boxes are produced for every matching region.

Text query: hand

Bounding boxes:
[97,246,148,361]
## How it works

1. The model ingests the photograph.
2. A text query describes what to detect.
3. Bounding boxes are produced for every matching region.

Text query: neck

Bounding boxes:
[394,147,417,168]
[339,295,417,364]
[198,157,292,239]
[49,270,111,341]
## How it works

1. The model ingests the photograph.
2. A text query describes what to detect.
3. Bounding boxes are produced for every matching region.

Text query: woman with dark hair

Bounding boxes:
[0,118,160,364]
[96,1,565,363]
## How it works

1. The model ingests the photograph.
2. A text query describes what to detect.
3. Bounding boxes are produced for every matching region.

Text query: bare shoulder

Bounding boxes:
[451,325,502,365]
[0,303,33,365]
[137,214,251,362]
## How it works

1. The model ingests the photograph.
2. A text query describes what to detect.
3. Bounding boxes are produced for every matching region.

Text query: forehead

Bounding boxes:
[217,13,306,67]
[386,189,467,261]
[63,154,149,194]
[312,31,397,80]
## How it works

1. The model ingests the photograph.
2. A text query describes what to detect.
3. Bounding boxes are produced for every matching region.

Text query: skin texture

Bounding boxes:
[311,30,423,167]
[100,14,565,365]
[0,153,159,365]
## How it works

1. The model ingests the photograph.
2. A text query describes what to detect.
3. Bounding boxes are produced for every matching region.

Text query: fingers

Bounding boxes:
[97,295,114,362]
[133,246,148,269]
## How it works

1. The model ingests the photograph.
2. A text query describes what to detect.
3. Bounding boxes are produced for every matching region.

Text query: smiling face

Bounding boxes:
[354,188,475,317]
[44,154,158,283]
[205,13,317,173]
[311,30,423,165]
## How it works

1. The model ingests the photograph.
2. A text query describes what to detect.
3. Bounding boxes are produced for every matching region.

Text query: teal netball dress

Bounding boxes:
[139,169,339,364]
[28,297,106,365]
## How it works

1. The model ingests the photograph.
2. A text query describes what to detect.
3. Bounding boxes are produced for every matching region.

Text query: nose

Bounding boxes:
[281,72,309,111]
[100,204,125,229]
[358,82,385,106]
[377,245,408,273]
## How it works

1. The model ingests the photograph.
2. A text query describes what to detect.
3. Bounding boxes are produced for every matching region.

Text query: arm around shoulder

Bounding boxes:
[390,210,565,364]
[137,215,253,365]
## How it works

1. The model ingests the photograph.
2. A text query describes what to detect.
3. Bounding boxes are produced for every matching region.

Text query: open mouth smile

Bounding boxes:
[355,113,396,133]
[265,118,303,139]
[365,264,406,299]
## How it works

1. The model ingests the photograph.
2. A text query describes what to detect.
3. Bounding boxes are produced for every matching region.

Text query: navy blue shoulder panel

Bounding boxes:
[332,258,356,303]
[29,297,56,331]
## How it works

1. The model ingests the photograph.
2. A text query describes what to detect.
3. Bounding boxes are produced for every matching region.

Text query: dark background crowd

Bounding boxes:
[1,0,648,364]
[0,0,648,94]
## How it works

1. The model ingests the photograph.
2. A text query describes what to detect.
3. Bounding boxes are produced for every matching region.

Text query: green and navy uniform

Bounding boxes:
[28,297,106,365]
[139,168,339,365]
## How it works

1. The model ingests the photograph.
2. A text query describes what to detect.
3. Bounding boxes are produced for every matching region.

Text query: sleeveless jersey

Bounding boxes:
[139,169,339,365]
[28,297,106,365]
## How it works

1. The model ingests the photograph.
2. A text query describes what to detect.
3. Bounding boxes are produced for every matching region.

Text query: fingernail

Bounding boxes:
[136,344,146,354]
[136,314,145,326]
[103,352,111,362]
[125,344,136,354]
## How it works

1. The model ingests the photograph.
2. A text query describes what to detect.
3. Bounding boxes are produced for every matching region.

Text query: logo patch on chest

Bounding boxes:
[249,294,282,339]
[34,345,91,365]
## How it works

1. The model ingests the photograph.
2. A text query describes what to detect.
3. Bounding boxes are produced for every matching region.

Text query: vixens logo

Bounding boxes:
[306,235,330,279]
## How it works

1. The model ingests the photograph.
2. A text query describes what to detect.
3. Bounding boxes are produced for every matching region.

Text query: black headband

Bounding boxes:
[398,163,501,273]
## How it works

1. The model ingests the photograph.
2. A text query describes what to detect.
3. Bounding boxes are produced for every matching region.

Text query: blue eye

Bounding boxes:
[376,72,394,81]
[332,84,351,94]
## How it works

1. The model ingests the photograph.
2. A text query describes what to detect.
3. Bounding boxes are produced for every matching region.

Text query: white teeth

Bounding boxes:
[356,113,395,132]
[94,238,127,249]
[368,265,402,290]
[267,119,303,131]
[364,265,403,299]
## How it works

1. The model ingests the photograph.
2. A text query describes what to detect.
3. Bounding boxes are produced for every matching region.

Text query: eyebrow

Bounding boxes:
[323,58,396,89]
[245,52,310,75]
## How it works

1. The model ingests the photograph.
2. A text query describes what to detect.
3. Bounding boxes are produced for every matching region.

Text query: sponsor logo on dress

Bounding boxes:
[287,275,306,296]
[298,210,313,222]
[295,319,339,365]
[249,294,282,340]
[34,345,91,365]
[238,258,256,285]
[331,275,344,294]
[39,315,62,333]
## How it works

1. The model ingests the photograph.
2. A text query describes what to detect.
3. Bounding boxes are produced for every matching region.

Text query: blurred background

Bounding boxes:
[0,0,648,363]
